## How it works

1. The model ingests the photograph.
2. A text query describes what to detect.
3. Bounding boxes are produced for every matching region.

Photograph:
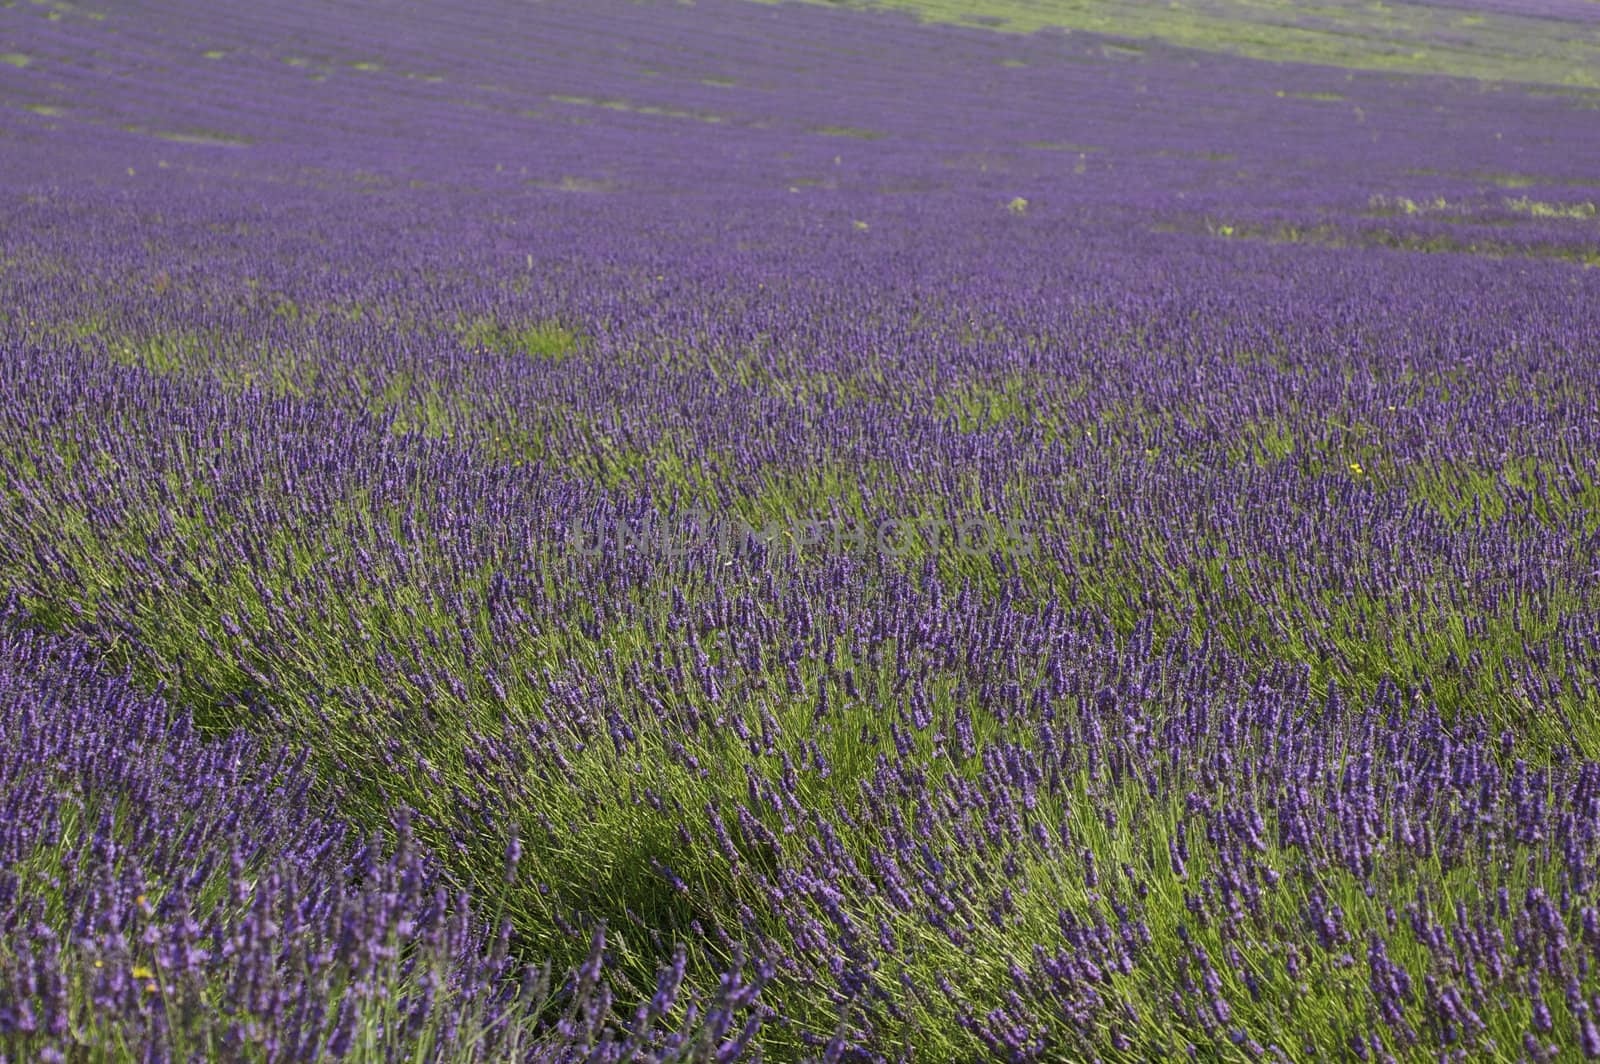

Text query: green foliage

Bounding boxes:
[768,0,1600,87]
[458,316,582,361]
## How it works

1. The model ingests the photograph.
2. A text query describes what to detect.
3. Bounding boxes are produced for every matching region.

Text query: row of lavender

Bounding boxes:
[0,598,770,1060]
[4,0,1600,1059]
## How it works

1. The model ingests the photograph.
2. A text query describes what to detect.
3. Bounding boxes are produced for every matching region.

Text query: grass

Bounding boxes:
[763,0,1600,88]
[548,93,731,124]
[810,124,886,140]
[1505,196,1597,221]
[458,316,583,362]
[1202,217,1600,266]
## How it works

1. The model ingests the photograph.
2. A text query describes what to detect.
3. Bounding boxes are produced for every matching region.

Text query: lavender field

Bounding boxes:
[3,0,1600,1059]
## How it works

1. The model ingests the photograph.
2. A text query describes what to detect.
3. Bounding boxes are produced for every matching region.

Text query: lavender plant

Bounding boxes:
[0,607,770,1061]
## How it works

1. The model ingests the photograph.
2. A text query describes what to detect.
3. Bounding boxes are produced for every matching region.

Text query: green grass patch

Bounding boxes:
[458,316,583,362]
[761,0,1600,87]
[810,124,886,140]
